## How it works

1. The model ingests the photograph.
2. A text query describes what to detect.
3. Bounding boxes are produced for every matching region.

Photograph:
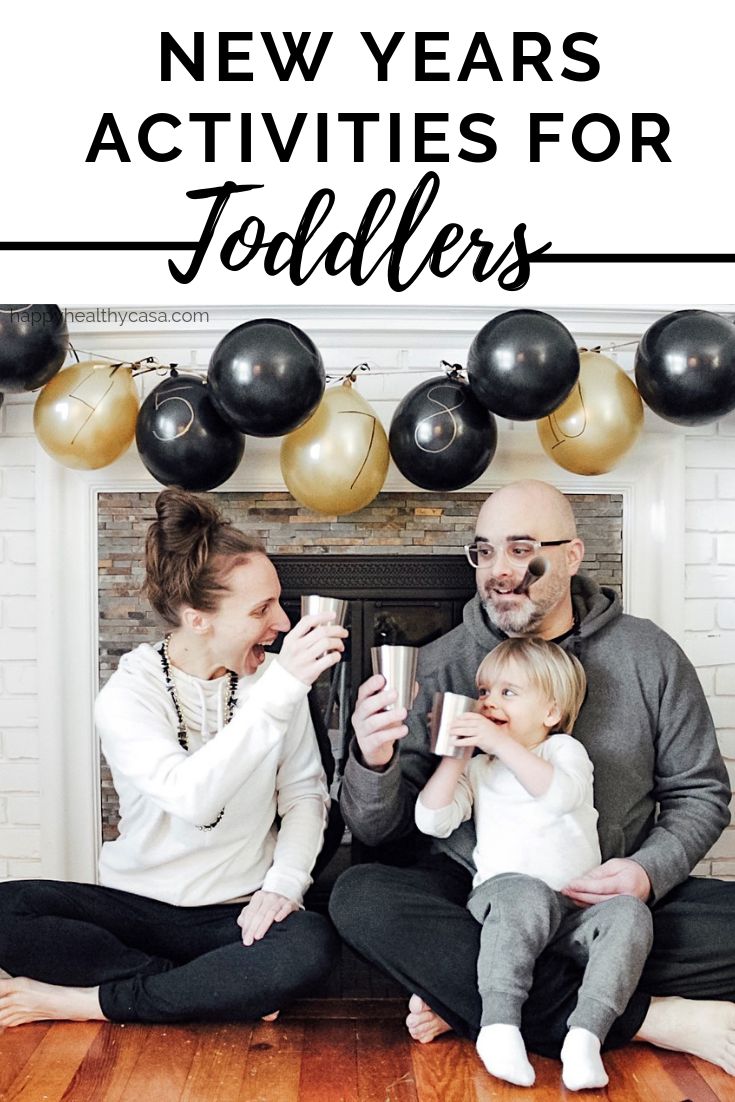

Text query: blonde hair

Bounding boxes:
[476,637,587,734]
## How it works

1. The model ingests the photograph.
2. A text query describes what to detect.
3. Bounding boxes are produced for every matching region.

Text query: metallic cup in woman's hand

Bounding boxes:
[300,594,348,627]
[300,595,348,657]
[370,645,419,712]
[429,692,476,758]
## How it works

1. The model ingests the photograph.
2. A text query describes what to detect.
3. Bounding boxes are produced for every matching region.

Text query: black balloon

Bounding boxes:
[389,377,497,491]
[208,318,325,436]
[136,374,244,492]
[467,309,579,420]
[635,310,735,426]
[0,304,68,392]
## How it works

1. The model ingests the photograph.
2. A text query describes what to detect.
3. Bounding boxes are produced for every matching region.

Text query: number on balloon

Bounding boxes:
[67,367,116,445]
[414,384,465,454]
[152,384,195,441]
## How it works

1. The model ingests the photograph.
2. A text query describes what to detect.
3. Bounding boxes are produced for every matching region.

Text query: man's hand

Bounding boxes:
[561,858,652,907]
[237,890,299,946]
[351,673,409,769]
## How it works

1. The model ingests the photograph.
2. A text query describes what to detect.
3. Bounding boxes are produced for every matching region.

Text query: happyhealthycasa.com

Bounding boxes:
[84,29,672,289]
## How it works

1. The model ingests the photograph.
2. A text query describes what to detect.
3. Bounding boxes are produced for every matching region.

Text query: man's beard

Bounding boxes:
[480,570,570,635]
[482,594,544,634]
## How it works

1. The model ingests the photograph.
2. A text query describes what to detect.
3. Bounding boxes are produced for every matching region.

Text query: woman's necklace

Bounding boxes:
[159,633,238,831]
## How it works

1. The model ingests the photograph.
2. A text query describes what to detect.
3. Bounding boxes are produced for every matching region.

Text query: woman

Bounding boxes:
[0,488,346,1026]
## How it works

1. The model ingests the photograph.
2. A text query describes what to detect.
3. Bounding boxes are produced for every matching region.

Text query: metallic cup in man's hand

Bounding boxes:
[429,691,477,759]
[370,645,418,712]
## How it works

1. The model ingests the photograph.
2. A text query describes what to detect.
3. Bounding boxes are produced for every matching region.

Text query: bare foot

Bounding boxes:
[635,996,735,1075]
[0,976,105,1028]
[406,994,452,1044]
[261,1011,280,1022]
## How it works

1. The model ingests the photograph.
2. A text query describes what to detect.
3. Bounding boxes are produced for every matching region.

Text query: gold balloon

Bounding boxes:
[280,379,390,514]
[33,361,139,469]
[537,352,644,475]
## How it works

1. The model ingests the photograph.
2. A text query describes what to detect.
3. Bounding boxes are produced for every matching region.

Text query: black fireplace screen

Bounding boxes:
[270,554,476,778]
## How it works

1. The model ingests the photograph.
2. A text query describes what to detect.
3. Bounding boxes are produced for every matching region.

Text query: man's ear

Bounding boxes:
[566,538,585,577]
[180,606,212,635]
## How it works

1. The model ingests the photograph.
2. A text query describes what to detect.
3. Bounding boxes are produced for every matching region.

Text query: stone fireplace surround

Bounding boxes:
[33,306,686,883]
[96,490,624,841]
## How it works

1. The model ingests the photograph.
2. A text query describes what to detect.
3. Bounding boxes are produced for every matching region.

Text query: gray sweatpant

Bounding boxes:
[467,871,654,1041]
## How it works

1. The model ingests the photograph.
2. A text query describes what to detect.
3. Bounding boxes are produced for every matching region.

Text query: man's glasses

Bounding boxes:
[464,539,572,569]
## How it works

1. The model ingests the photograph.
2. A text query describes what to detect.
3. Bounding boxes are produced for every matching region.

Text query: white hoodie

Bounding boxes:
[95,644,329,907]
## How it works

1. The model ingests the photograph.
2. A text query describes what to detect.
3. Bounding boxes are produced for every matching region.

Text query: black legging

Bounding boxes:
[329,855,735,1059]
[0,879,337,1023]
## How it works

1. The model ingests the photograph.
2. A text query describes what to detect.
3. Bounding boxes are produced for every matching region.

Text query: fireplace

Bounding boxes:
[96,491,623,842]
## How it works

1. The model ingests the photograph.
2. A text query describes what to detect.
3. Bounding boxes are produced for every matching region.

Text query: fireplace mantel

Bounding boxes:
[36,428,684,883]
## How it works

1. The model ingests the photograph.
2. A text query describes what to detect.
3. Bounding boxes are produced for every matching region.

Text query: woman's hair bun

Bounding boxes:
[152,486,226,561]
[144,487,262,627]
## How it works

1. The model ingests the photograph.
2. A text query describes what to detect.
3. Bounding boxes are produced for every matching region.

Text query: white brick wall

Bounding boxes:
[0,393,41,877]
[685,415,735,879]
[0,317,734,884]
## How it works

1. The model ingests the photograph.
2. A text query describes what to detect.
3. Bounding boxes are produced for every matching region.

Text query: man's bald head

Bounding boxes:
[474,480,584,638]
[477,480,578,542]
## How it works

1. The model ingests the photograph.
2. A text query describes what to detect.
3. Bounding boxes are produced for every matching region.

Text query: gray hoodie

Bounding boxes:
[341,574,731,903]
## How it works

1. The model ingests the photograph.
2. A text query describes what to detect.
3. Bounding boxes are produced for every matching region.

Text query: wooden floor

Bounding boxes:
[1,1000,734,1102]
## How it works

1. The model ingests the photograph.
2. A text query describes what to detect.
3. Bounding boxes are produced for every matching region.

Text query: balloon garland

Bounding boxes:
[537,351,644,475]
[280,373,389,514]
[635,310,735,426]
[136,372,245,492]
[8,310,735,507]
[34,361,139,470]
[208,317,325,436]
[0,304,68,392]
[467,309,580,421]
[389,363,497,490]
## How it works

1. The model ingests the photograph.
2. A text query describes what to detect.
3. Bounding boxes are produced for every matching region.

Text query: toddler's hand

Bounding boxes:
[450,712,504,755]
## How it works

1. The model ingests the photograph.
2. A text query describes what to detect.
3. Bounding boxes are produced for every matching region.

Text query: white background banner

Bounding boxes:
[1,1,732,304]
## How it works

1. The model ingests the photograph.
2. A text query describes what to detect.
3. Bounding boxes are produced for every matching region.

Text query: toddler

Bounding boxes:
[415,637,653,1091]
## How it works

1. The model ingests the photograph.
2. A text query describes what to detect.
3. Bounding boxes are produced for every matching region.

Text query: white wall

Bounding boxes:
[0,306,733,879]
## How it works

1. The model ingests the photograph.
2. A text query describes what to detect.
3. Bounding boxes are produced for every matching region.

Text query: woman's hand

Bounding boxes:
[351,673,410,769]
[237,890,300,946]
[278,612,348,686]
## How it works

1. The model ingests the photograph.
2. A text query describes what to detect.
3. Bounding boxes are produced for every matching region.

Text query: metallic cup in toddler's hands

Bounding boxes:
[300,594,348,627]
[429,691,476,758]
[370,645,418,712]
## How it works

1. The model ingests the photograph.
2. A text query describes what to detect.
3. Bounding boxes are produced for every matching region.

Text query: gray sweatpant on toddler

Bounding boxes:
[467,871,654,1041]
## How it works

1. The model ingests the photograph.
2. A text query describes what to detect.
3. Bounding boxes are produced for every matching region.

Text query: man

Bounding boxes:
[330,480,735,1075]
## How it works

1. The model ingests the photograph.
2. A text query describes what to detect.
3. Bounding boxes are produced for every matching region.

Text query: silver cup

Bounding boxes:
[300,594,348,628]
[370,645,418,712]
[429,691,477,758]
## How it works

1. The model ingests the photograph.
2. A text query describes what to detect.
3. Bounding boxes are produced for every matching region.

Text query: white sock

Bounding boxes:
[561,1028,609,1091]
[476,1023,535,1087]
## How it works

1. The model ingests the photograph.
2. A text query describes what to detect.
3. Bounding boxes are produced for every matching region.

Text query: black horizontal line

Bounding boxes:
[0,242,198,251]
[536,253,735,263]
[0,242,733,263]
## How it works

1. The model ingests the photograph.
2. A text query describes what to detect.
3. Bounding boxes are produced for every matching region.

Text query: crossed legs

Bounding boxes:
[0,879,336,1026]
